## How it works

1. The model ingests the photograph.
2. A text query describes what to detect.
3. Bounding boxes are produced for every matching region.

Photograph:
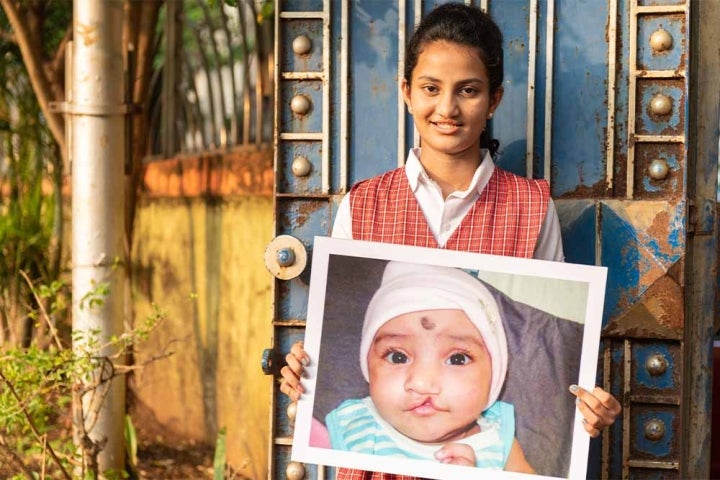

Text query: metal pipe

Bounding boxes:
[543,0,555,183]
[605,0,618,193]
[526,0,538,179]
[71,0,126,473]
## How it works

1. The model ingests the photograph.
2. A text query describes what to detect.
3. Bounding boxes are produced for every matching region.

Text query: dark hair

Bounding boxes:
[404,2,504,155]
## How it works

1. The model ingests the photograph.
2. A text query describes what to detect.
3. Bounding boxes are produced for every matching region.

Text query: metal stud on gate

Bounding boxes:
[650,93,673,116]
[286,461,306,480]
[292,155,312,177]
[287,401,297,426]
[264,235,308,280]
[645,353,669,375]
[648,159,670,181]
[649,28,673,53]
[644,418,666,441]
[292,34,313,56]
[291,94,312,116]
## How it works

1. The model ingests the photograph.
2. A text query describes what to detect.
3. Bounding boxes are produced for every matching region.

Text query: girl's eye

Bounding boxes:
[460,86,478,96]
[384,351,409,364]
[446,353,471,366]
[422,85,439,94]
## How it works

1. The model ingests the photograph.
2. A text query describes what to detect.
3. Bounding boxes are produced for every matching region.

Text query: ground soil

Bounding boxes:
[130,401,216,480]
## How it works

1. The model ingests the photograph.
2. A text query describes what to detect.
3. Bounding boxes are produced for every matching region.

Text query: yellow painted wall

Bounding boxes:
[131,193,273,478]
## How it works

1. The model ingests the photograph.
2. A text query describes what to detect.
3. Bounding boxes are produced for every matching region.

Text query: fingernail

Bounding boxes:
[569,384,579,393]
[582,418,588,425]
[576,397,582,405]
[301,357,309,366]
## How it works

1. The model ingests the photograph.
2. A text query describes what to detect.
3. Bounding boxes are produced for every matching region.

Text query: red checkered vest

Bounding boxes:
[349,166,549,257]
[339,166,549,480]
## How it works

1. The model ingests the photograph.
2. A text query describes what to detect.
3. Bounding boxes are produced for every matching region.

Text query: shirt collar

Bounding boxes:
[404,147,496,196]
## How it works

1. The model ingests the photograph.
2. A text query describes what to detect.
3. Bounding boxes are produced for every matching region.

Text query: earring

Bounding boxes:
[408,106,413,114]
[488,112,494,119]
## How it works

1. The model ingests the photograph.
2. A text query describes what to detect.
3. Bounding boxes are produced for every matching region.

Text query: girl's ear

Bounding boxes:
[401,78,412,110]
[489,86,505,117]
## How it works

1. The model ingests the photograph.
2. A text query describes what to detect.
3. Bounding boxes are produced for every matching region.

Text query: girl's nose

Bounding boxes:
[404,361,441,394]
[436,91,459,116]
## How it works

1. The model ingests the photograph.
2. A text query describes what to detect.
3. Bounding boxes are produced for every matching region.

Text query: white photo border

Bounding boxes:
[291,236,608,480]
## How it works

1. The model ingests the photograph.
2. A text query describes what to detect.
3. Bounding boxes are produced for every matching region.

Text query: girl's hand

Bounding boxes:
[434,443,476,466]
[570,385,622,437]
[279,341,310,402]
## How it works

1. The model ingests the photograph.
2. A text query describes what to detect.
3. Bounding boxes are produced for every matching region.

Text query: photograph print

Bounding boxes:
[291,236,608,480]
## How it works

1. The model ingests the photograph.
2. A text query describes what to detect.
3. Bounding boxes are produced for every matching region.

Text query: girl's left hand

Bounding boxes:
[570,385,622,437]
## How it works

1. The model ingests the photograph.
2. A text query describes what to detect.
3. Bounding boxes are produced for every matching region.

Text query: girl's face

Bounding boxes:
[367,309,491,443]
[402,40,503,161]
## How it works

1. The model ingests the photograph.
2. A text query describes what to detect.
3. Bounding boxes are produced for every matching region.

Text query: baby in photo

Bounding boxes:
[319,261,534,473]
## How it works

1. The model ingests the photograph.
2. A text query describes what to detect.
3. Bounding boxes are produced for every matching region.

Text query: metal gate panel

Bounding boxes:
[267,1,717,479]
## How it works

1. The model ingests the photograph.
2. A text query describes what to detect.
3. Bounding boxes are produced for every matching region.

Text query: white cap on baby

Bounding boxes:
[359,261,508,411]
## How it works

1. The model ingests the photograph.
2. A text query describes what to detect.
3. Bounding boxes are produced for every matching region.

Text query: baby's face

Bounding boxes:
[367,309,491,443]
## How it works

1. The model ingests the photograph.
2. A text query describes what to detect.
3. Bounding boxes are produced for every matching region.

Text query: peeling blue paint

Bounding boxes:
[601,205,641,324]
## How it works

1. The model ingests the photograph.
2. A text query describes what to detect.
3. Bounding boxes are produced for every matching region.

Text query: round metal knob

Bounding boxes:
[645,353,669,375]
[291,95,311,115]
[264,235,308,280]
[648,159,670,180]
[287,401,297,425]
[644,418,666,441]
[292,35,312,56]
[650,94,672,116]
[277,248,296,267]
[286,461,306,479]
[260,348,286,375]
[649,28,673,53]
[292,155,312,177]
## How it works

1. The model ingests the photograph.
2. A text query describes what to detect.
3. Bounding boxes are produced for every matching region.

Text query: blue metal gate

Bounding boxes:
[264,1,719,478]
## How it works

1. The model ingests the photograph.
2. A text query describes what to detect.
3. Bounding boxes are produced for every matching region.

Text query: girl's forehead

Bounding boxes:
[416,40,485,64]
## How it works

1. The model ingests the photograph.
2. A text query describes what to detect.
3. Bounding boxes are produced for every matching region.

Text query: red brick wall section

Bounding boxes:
[142,145,274,198]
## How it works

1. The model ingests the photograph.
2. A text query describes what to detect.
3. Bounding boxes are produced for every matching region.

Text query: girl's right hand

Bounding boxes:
[279,341,310,402]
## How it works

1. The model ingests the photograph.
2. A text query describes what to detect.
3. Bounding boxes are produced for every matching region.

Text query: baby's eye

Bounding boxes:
[446,353,471,366]
[384,351,409,364]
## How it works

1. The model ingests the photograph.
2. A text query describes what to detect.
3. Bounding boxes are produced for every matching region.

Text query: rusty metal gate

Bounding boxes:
[263,0,719,478]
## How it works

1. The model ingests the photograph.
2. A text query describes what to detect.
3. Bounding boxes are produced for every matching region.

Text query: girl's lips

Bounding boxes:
[431,121,460,133]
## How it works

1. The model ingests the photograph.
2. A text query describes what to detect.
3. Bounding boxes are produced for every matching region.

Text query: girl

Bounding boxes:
[281,3,621,479]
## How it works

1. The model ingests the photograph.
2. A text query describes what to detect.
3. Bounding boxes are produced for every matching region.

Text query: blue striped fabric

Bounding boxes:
[325,397,514,469]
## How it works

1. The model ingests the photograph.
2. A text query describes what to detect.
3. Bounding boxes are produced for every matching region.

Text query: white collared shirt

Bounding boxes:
[332,148,564,262]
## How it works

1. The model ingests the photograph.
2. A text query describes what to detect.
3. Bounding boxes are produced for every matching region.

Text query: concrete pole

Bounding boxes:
[71,0,126,474]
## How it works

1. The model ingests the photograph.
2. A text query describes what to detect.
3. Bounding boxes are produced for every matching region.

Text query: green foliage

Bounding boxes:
[124,414,138,470]
[0,344,78,476]
[0,0,66,348]
[213,427,227,480]
[0,280,167,479]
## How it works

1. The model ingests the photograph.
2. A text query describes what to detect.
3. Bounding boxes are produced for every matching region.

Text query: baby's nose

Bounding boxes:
[404,361,441,394]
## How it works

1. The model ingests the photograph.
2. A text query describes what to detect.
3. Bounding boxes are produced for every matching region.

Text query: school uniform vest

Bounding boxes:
[338,166,549,480]
[349,166,549,257]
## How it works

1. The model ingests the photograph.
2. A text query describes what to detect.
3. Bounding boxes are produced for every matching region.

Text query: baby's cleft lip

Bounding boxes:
[407,397,442,416]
